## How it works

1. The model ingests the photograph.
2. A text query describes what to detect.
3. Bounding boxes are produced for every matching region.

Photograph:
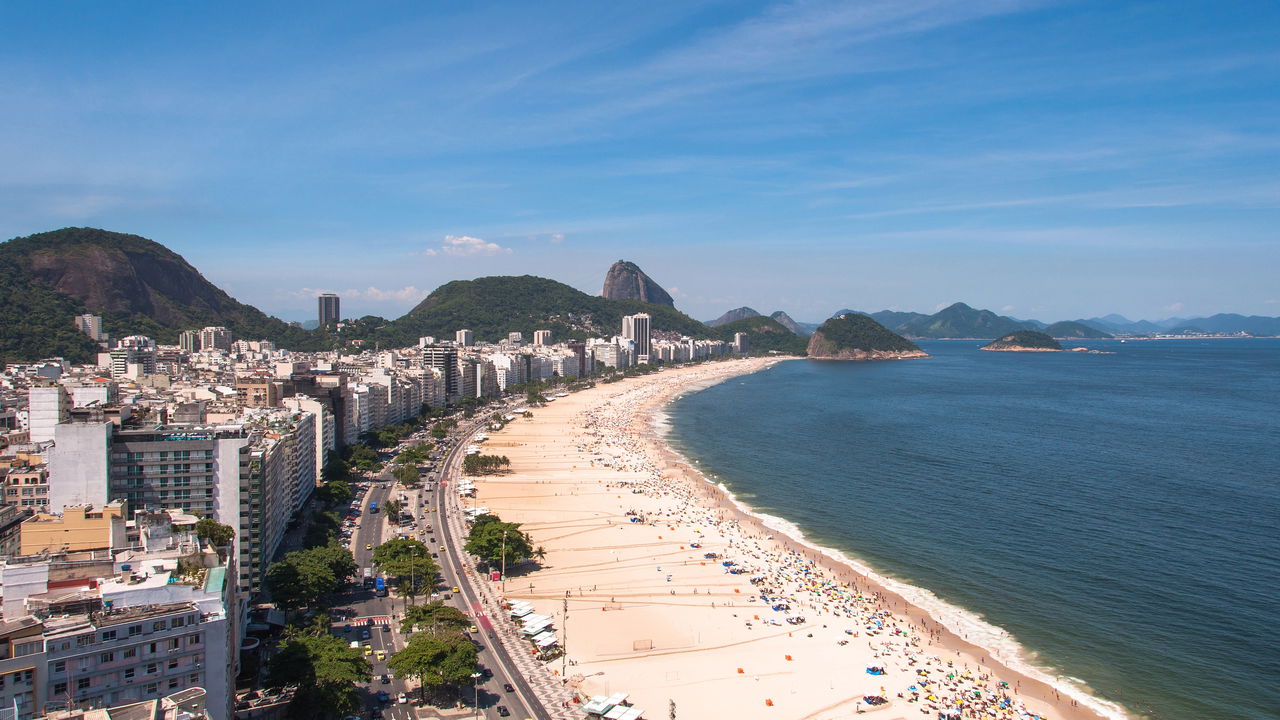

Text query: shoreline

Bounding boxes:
[476,358,1122,720]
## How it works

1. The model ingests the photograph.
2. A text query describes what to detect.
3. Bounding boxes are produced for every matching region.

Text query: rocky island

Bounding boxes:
[806,313,928,360]
[981,330,1063,352]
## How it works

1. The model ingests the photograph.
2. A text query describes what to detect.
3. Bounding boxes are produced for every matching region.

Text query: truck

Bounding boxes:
[369,501,379,513]
[362,568,374,587]
[374,577,387,597]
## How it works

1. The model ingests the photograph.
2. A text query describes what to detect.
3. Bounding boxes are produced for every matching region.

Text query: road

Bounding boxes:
[332,410,550,720]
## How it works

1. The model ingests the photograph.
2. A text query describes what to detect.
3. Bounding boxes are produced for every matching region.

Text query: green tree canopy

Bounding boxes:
[388,631,479,697]
[267,631,369,719]
[464,518,533,567]
[314,480,352,506]
[371,538,438,600]
[194,518,235,548]
[461,454,510,476]
[266,540,357,610]
[391,464,420,487]
[401,600,472,635]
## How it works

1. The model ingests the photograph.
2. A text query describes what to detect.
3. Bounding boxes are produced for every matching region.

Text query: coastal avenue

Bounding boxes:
[335,406,550,720]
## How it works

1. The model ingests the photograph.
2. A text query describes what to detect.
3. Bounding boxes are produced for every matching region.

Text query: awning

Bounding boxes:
[535,633,559,647]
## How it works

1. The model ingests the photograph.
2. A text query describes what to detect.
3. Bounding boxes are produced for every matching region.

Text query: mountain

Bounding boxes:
[806,314,926,360]
[376,275,708,347]
[712,316,808,355]
[1181,313,1280,336]
[1080,316,1166,335]
[0,227,326,363]
[707,307,761,327]
[769,310,818,336]
[866,310,930,332]
[1044,321,1113,339]
[601,260,675,307]
[898,302,1035,339]
[981,331,1062,352]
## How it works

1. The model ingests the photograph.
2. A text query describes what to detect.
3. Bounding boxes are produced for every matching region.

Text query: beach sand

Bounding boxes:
[470,359,1117,720]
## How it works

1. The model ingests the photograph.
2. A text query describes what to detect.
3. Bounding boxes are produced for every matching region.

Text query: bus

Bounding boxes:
[369,501,379,513]
[374,577,387,597]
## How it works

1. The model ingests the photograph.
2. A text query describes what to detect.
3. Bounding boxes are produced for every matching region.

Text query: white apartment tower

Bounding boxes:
[533,330,552,346]
[74,314,106,342]
[27,386,70,444]
[455,329,474,347]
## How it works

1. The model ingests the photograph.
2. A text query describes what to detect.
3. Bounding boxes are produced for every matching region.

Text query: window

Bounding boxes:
[168,659,179,670]
[148,643,157,654]
[172,616,185,627]
[168,678,179,689]
[53,661,66,673]
[100,651,115,663]
[124,648,137,659]
[152,621,166,631]
[145,683,158,695]
[13,640,41,657]
[187,633,201,645]
[53,682,67,696]
[146,663,158,674]
[189,673,199,683]
[76,633,94,647]
[124,668,135,680]
[101,630,117,641]
[168,639,180,651]
[128,624,142,636]
[77,678,90,691]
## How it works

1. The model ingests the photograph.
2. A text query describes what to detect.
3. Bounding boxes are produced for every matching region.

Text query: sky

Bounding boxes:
[2,0,1278,324]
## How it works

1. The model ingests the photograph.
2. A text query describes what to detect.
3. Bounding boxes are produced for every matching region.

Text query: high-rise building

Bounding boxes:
[734,332,750,354]
[622,313,651,361]
[507,332,523,345]
[198,326,232,352]
[318,293,341,327]
[421,346,459,403]
[109,336,158,379]
[456,329,473,347]
[74,314,106,342]
[178,329,198,353]
[533,330,552,346]
[27,385,70,444]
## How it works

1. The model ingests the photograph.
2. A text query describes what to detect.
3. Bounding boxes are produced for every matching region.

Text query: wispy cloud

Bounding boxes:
[422,235,513,257]
[291,286,426,303]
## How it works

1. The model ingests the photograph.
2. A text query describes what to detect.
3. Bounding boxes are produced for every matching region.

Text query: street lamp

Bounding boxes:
[470,672,483,720]
[500,530,508,593]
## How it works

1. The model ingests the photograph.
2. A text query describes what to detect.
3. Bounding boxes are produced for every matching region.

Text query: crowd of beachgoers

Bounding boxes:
[561,368,1059,719]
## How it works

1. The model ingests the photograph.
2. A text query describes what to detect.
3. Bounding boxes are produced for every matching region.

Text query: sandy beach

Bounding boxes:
[471,358,1117,720]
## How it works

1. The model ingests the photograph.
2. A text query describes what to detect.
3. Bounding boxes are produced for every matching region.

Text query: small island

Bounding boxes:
[807,313,928,360]
[981,330,1063,352]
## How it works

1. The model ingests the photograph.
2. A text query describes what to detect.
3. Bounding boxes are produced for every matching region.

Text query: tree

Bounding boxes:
[346,444,382,473]
[266,540,357,610]
[194,518,235,548]
[371,538,438,601]
[401,600,471,635]
[387,631,479,700]
[314,480,352,506]
[267,631,369,719]
[464,518,533,568]
[384,499,403,521]
[320,452,351,482]
[391,464,419,487]
[461,454,510,476]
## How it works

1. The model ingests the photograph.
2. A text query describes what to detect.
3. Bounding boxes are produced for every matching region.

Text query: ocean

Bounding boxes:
[664,339,1280,720]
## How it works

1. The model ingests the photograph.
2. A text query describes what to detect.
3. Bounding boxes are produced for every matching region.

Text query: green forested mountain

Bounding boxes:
[711,316,808,355]
[982,330,1062,350]
[0,227,328,363]
[897,302,1035,338]
[373,275,711,347]
[1044,321,1112,339]
[807,314,922,357]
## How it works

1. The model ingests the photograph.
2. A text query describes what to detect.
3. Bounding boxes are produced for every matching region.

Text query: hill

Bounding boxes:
[0,227,327,363]
[376,275,709,347]
[711,316,808,355]
[707,307,761,327]
[769,311,817,336]
[601,260,675,307]
[1045,321,1113,339]
[807,314,926,360]
[862,310,930,332]
[981,331,1062,352]
[898,302,1035,338]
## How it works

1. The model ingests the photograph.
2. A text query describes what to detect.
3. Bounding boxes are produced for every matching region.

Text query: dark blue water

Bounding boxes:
[667,340,1280,720]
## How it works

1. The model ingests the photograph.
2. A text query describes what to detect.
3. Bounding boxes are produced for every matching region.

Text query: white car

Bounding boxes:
[397,692,408,704]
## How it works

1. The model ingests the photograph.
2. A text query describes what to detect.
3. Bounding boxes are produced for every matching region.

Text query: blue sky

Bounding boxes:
[2,0,1277,323]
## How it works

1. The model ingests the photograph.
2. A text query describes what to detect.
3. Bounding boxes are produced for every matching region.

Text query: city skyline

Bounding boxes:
[2,1,1277,323]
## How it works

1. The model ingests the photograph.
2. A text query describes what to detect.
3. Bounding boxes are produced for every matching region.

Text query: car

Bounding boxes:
[360,629,370,640]
[503,683,515,693]
[496,706,510,717]
[342,624,351,633]
[443,593,451,600]
[452,586,460,593]
[468,625,478,633]
[380,674,390,684]
[365,544,373,551]
[375,649,386,660]
[397,693,408,704]
[364,647,373,656]
[382,624,390,632]
[376,690,389,703]
[431,552,438,558]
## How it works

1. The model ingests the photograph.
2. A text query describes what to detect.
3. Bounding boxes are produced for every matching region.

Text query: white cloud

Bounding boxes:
[1265,299,1279,305]
[1163,301,1185,313]
[423,235,513,257]
[549,232,565,244]
[1001,305,1016,312]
